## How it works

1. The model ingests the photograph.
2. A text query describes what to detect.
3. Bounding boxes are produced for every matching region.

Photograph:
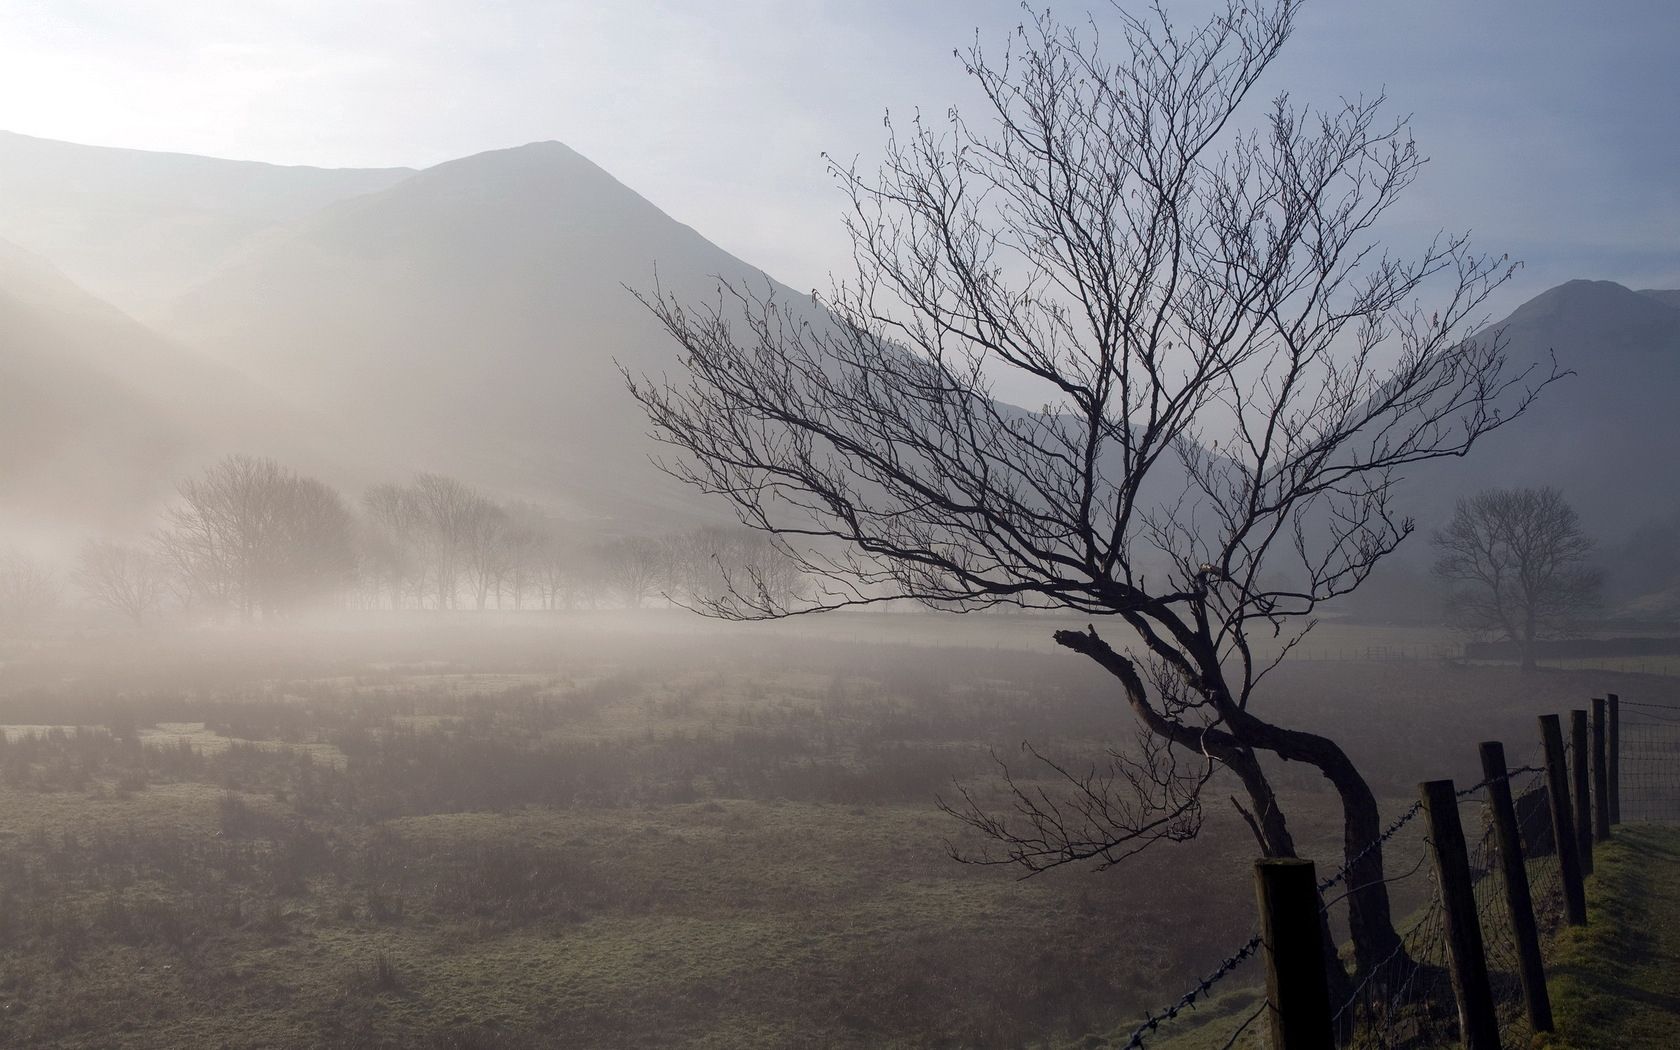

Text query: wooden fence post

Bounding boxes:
[1254,859,1333,1050]
[1538,715,1588,925]
[1591,698,1610,843]
[1478,741,1553,1032]
[1419,780,1500,1050]
[1570,709,1593,875]
[1607,693,1621,825]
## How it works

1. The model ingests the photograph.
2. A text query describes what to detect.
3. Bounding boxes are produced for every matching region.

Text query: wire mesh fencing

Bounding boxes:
[1094,693,1674,1050]
[1620,698,1680,823]
[1325,828,1457,1050]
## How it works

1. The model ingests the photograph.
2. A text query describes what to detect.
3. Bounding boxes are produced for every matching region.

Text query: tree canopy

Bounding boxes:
[630,0,1559,979]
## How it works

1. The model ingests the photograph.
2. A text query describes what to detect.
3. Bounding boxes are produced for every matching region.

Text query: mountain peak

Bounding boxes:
[1501,278,1680,349]
[406,138,633,197]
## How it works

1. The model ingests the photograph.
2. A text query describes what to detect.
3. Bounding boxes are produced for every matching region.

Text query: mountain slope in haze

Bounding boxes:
[1342,279,1680,619]
[0,238,201,533]
[0,130,413,315]
[12,130,1673,562]
[156,134,1680,539]
[1422,279,1680,534]
[1638,288,1680,311]
[159,141,784,525]
[0,238,329,540]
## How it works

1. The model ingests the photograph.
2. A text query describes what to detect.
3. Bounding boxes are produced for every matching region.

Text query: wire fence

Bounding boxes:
[1288,646,1680,677]
[1621,698,1680,822]
[1100,693,1677,1050]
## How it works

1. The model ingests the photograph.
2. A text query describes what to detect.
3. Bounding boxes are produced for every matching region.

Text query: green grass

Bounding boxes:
[1543,823,1680,1049]
[0,620,1666,1048]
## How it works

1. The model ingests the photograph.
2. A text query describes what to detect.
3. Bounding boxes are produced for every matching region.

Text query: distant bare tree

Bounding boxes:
[627,0,1559,977]
[361,483,426,609]
[0,550,58,634]
[461,497,510,611]
[406,473,485,610]
[598,536,668,609]
[497,502,549,610]
[74,540,167,626]
[1432,487,1601,671]
[159,455,354,620]
[535,532,590,610]
[666,526,805,611]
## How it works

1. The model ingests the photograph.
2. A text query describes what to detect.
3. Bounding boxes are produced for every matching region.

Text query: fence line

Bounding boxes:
[1104,693,1675,1049]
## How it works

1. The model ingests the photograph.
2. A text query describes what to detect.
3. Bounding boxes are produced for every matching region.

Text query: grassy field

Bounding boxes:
[1545,824,1680,1049]
[0,613,1666,1048]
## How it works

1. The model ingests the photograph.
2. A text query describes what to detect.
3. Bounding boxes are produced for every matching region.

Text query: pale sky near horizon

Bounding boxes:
[1,0,1675,312]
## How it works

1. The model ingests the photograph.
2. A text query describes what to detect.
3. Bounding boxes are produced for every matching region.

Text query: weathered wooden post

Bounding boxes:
[1420,780,1500,1050]
[1479,741,1554,1032]
[1254,859,1334,1050]
[1570,709,1593,875]
[1591,698,1611,843]
[1607,693,1621,824]
[1538,714,1588,924]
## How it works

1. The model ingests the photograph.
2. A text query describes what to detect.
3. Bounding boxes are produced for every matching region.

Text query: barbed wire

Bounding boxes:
[1618,697,1679,711]
[1120,932,1262,1049]
[1312,765,1542,901]
[1100,693,1670,1049]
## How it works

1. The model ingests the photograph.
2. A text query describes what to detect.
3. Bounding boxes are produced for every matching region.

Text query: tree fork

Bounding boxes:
[1054,625,1401,982]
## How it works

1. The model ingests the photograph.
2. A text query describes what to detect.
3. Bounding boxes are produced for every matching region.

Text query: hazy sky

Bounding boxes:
[1,0,1676,308]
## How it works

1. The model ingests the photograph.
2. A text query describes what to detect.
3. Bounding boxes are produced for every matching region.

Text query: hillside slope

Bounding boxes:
[158,141,786,525]
[0,130,412,314]
[0,239,316,538]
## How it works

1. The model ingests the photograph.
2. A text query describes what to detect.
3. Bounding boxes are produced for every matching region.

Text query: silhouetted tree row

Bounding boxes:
[5,455,809,628]
[356,475,803,612]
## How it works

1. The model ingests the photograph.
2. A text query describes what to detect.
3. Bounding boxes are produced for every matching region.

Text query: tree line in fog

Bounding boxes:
[1,454,805,629]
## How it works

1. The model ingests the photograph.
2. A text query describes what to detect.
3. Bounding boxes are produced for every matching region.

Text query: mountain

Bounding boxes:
[4,131,1677,565]
[1420,279,1680,534]
[0,233,344,543]
[0,131,412,315]
[0,238,209,533]
[156,141,783,525]
[1340,279,1680,619]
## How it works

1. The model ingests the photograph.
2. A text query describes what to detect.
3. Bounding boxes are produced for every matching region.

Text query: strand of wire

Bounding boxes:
[1120,933,1263,1049]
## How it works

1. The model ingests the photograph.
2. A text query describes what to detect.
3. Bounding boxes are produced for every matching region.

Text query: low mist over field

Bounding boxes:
[1,0,1678,1047]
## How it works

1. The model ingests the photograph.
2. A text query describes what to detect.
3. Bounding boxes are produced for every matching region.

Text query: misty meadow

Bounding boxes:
[2,1,1678,1047]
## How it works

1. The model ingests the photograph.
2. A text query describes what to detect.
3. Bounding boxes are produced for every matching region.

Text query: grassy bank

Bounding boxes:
[1546,823,1680,1049]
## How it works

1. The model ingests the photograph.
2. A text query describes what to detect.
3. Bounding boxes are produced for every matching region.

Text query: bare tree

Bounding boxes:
[74,539,167,626]
[460,496,510,611]
[361,483,427,609]
[597,536,668,609]
[627,0,1558,978]
[0,550,58,634]
[497,502,549,610]
[666,526,806,611]
[1432,487,1601,672]
[404,473,486,610]
[535,531,591,610]
[159,455,354,620]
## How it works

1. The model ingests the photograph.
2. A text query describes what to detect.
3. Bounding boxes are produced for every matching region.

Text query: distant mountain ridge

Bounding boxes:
[1456,280,1680,517]
[0,130,413,315]
[0,237,261,535]
[153,140,790,524]
[1,131,1677,569]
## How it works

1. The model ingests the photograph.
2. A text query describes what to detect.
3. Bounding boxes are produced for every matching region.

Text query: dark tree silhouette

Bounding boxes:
[627,0,1557,978]
[1432,487,1601,672]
